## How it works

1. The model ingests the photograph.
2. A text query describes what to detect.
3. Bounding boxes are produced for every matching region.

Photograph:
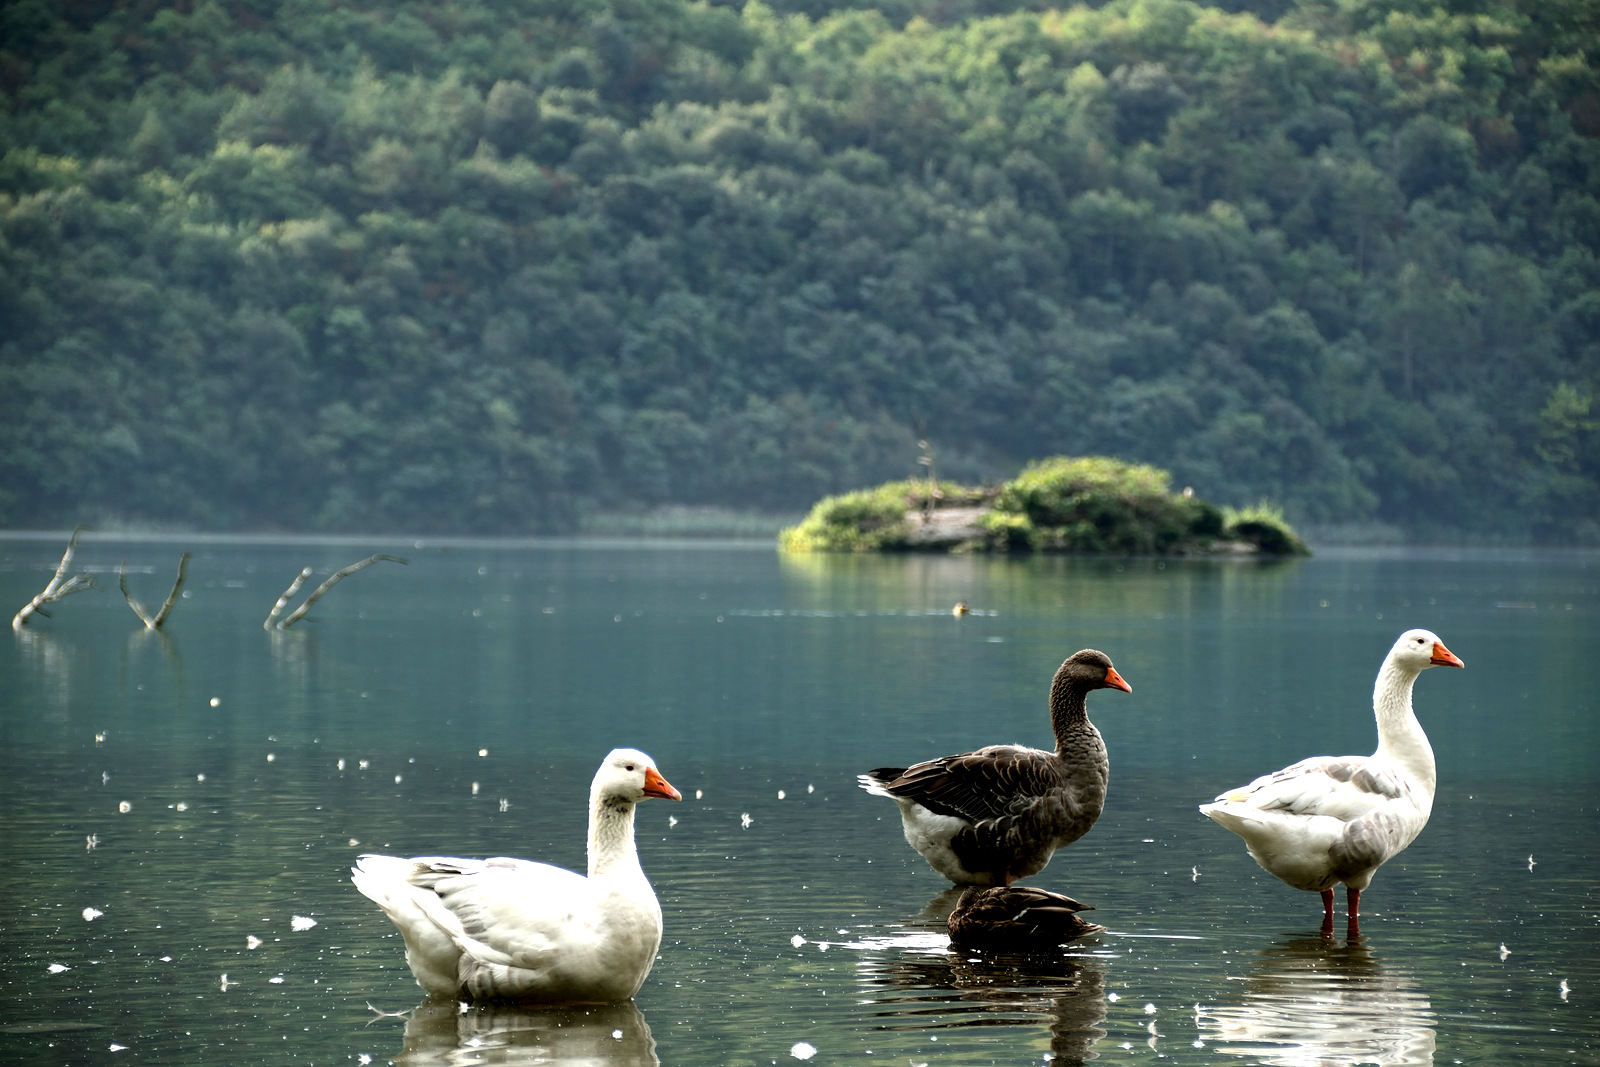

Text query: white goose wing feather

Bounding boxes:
[1216,756,1417,822]
[403,856,603,970]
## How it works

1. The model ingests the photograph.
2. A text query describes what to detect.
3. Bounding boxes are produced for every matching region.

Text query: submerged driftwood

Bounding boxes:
[265,554,408,630]
[119,553,190,630]
[12,527,96,630]
[12,534,412,633]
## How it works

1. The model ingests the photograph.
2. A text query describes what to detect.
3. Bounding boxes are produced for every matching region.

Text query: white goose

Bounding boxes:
[1200,629,1464,937]
[352,748,681,1003]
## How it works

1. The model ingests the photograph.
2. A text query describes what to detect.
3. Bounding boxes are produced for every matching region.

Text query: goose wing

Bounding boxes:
[1212,756,1416,823]
[871,745,1070,824]
[403,856,600,970]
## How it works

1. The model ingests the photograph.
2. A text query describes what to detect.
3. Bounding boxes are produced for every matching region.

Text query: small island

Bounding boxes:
[779,456,1309,556]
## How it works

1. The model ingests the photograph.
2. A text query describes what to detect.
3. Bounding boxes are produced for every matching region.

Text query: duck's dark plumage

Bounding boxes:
[859,648,1131,885]
[947,885,1103,948]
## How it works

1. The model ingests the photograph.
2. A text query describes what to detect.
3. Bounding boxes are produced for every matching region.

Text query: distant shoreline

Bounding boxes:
[0,515,1587,551]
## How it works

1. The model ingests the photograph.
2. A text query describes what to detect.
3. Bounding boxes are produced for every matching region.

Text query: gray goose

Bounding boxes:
[858,649,1131,886]
[947,885,1103,948]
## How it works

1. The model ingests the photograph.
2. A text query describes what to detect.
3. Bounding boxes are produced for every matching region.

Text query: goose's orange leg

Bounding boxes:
[1320,889,1336,937]
[1346,887,1362,940]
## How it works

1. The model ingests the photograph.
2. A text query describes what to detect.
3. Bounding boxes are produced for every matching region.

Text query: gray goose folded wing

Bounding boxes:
[868,746,1069,821]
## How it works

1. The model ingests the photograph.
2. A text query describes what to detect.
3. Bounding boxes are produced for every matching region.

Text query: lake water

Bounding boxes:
[1,534,1596,1065]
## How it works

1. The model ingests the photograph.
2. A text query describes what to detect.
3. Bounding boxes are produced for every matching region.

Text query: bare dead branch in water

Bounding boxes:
[118,564,145,624]
[270,555,408,630]
[151,553,190,627]
[12,526,96,631]
[120,553,190,630]
[265,567,313,630]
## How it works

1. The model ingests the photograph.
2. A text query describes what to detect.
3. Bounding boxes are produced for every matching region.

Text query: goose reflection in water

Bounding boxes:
[852,890,1110,1064]
[392,997,658,1067]
[1198,937,1436,1066]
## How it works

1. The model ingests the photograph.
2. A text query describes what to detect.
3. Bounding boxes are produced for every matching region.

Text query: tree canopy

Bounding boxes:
[2,0,1597,539]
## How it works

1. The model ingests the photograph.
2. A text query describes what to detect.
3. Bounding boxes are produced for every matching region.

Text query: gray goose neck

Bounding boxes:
[1049,674,1092,751]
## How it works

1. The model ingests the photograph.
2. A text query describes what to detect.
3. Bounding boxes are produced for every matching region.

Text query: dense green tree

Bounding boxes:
[0,0,1597,539]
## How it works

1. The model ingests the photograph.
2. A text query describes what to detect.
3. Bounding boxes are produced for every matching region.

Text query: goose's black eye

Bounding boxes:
[625,764,636,772]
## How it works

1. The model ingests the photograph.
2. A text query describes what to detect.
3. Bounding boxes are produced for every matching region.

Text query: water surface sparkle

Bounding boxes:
[1,536,1596,1064]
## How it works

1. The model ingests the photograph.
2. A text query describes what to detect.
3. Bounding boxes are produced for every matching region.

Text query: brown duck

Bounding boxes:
[858,649,1131,886]
[947,885,1103,948]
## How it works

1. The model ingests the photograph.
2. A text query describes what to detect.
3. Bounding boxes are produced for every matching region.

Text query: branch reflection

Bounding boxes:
[854,890,1110,1065]
[266,628,316,704]
[394,997,658,1067]
[123,626,186,688]
[1198,937,1436,1066]
[14,625,75,719]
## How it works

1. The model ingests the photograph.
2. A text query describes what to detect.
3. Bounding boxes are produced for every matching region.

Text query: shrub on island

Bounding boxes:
[779,457,1308,556]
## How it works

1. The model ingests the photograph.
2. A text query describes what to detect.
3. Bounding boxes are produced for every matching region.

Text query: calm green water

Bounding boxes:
[1,535,1596,1065]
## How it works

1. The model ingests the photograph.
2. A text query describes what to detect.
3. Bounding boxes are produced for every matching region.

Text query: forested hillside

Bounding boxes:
[2,0,1597,539]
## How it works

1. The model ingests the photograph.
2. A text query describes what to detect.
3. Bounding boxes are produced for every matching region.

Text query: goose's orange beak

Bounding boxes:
[1430,642,1464,668]
[1103,666,1132,693]
[642,767,682,801]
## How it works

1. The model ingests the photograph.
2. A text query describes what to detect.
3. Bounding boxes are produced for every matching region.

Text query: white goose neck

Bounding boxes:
[1372,659,1436,796]
[587,793,642,881]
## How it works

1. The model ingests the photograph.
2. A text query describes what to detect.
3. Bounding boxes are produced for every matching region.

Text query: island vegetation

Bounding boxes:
[778,454,1309,553]
[1,0,1597,541]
